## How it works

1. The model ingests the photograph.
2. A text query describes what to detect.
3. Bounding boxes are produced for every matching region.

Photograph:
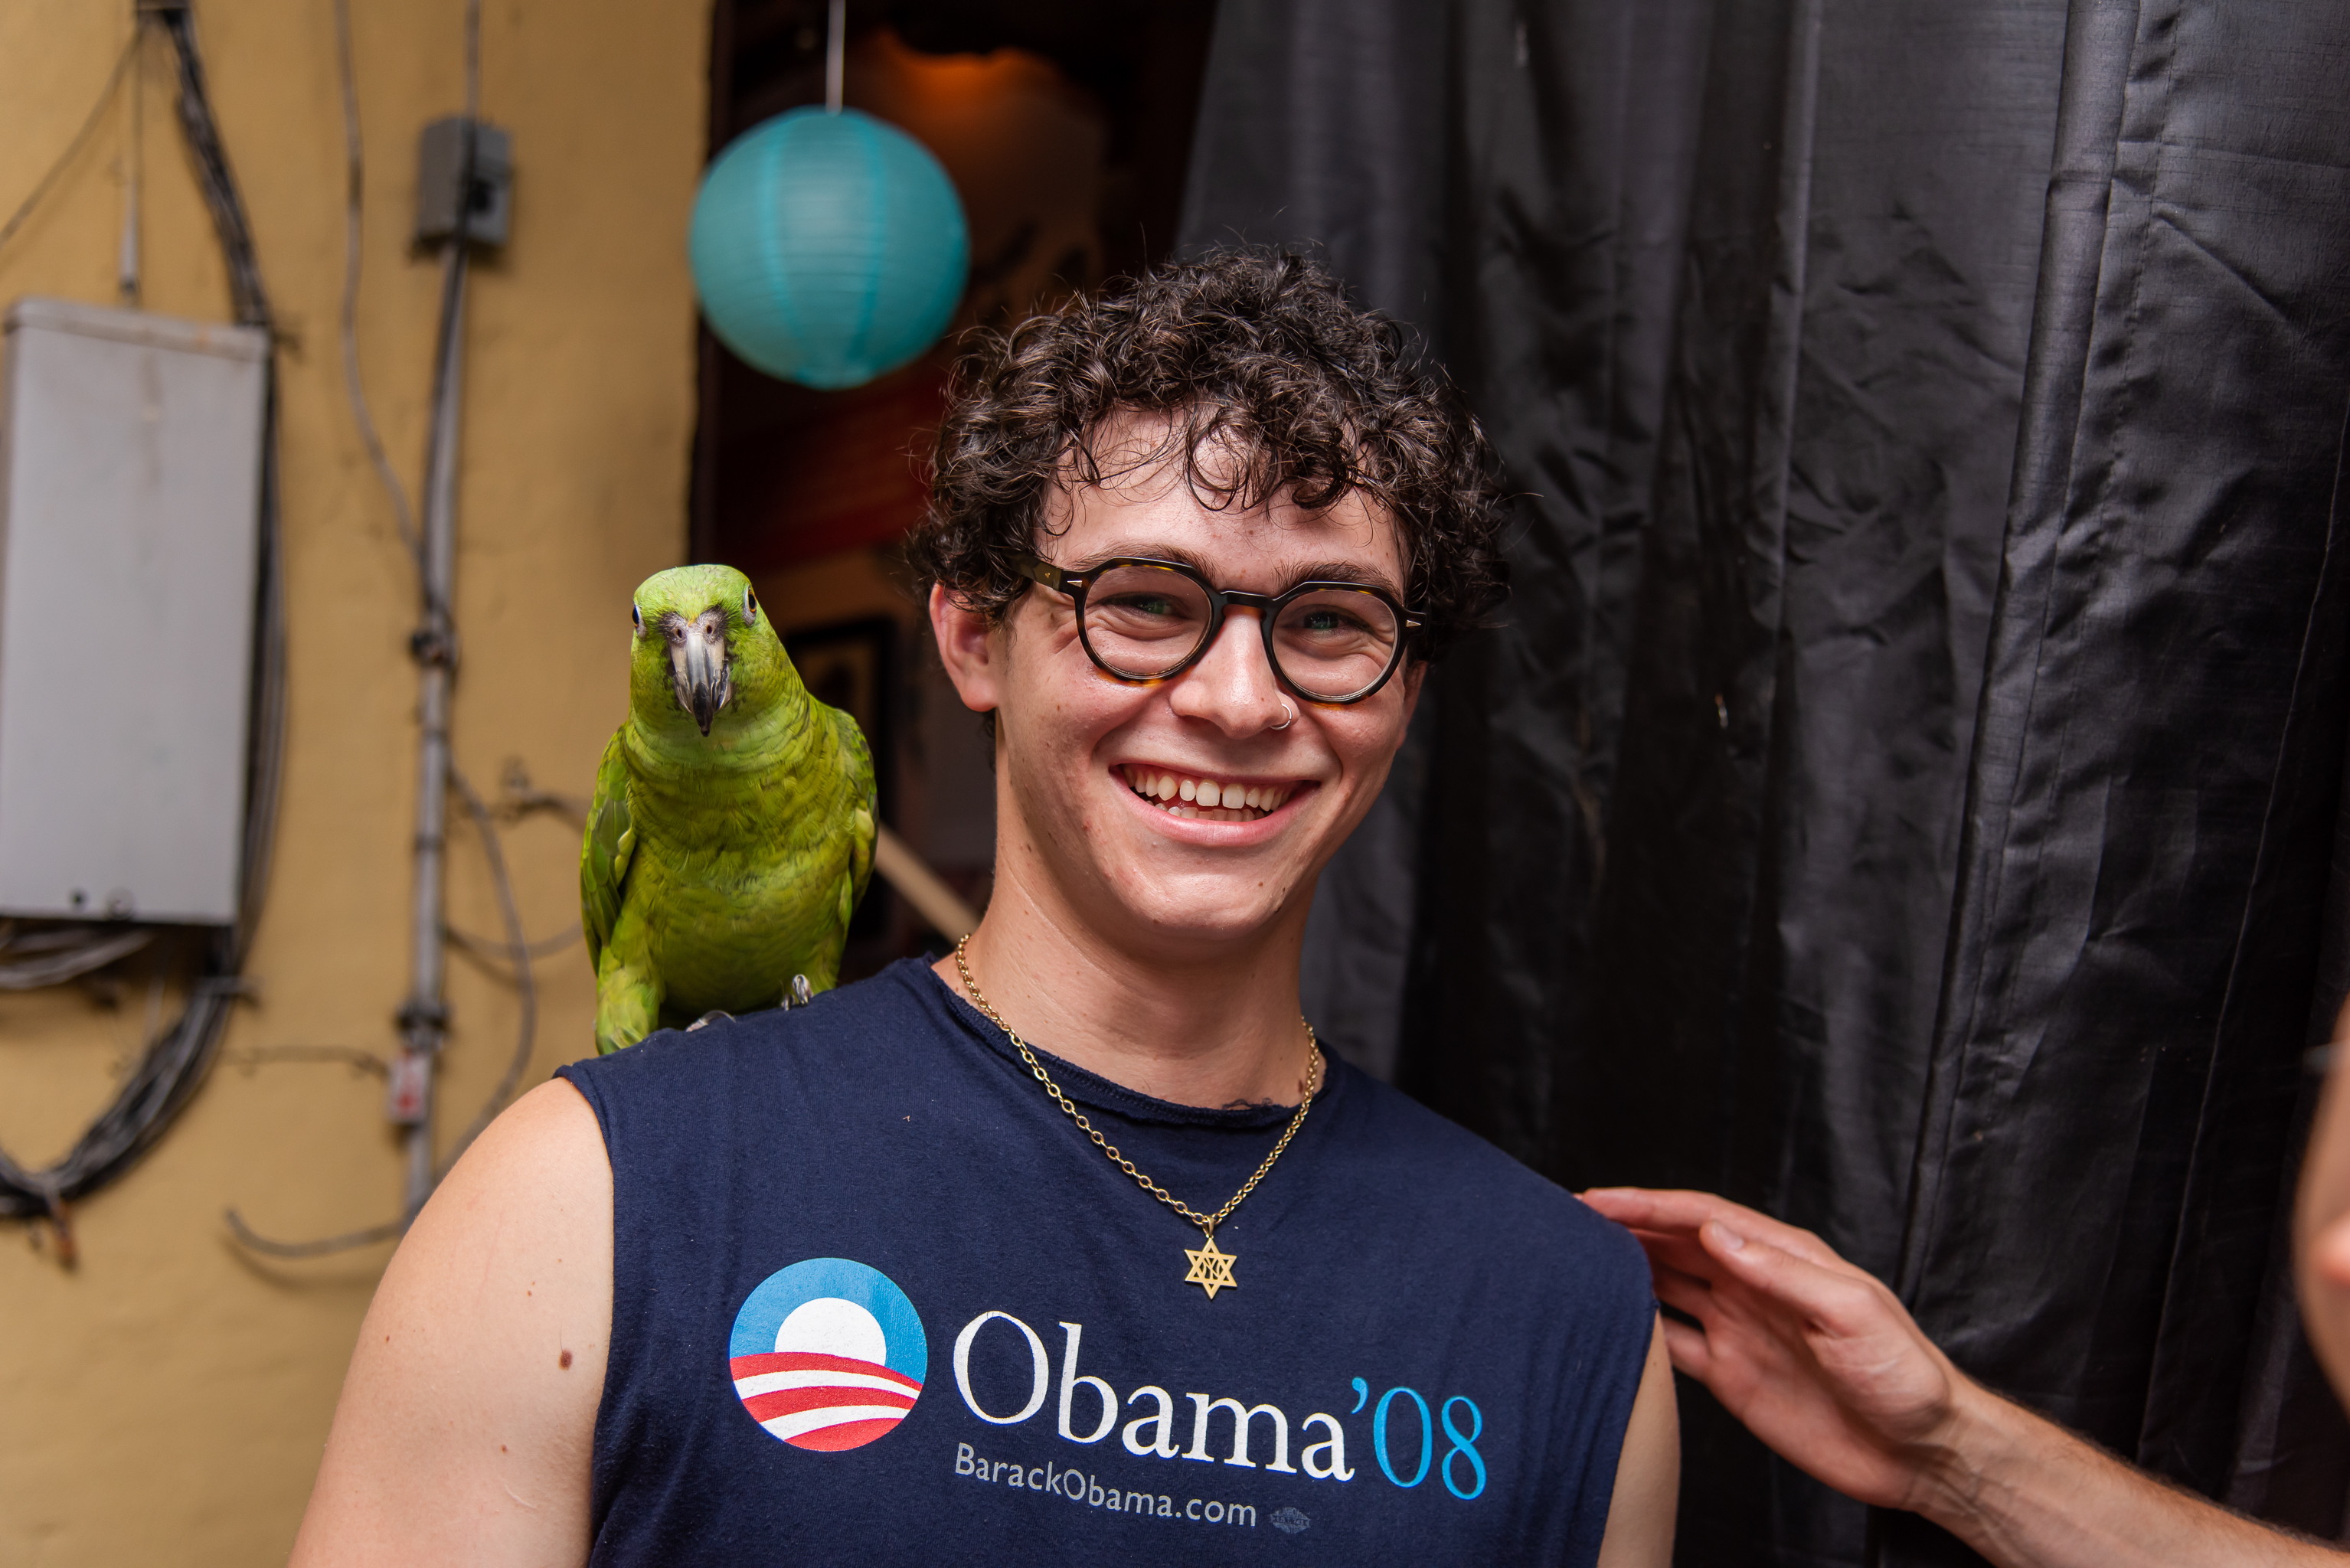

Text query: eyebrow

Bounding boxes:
[1067,541,1404,599]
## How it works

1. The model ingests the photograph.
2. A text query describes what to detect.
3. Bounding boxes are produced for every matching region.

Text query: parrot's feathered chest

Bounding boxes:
[582,695,878,1052]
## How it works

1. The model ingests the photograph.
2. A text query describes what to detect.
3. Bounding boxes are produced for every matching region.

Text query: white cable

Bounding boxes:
[825,0,845,113]
[331,0,423,571]
[0,27,140,259]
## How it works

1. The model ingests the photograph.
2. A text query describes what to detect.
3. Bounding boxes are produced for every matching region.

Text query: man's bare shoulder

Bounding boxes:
[289,1078,612,1567]
[446,1073,612,1207]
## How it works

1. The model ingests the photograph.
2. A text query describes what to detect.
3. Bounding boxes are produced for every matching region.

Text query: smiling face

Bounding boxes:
[931,425,1422,965]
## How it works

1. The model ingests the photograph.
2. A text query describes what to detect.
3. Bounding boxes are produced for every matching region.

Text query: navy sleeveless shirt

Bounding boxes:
[557,959,1654,1565]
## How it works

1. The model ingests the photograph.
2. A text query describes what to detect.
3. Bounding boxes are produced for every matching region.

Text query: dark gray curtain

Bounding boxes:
[1180,1,2350,1563]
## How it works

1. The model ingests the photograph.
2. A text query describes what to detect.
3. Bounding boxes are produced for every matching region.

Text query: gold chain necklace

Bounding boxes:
[953,935,1321,1301]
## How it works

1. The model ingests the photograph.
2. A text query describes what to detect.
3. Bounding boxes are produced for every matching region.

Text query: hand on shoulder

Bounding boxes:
[1580,1187,1976,1517]
[1582,1188,2350,1568]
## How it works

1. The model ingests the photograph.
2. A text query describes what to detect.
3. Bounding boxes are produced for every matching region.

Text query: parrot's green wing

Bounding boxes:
[832,704,878,909]
[580,730,636,975]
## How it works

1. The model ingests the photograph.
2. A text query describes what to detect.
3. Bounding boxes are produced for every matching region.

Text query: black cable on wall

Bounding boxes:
[0,3,287,1258]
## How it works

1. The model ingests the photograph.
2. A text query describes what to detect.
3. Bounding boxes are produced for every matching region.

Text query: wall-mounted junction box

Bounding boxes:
[414,117,514,247]
[0,297,266,925]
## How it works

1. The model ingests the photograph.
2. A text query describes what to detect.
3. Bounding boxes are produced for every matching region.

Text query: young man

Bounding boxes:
[289,251,1677,1566]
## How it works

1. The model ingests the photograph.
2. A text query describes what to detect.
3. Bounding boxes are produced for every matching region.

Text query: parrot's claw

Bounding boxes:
[786,975,815,1008]
[686,1009,734,1032]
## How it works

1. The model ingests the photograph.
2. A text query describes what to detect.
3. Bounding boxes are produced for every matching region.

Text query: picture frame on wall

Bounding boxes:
[784,614,900,939]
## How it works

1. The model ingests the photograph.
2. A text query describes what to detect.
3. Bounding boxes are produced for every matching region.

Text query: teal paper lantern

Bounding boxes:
[689,107,970,390]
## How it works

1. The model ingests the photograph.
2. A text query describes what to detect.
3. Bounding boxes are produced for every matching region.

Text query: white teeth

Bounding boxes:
[1125,766,1299,822]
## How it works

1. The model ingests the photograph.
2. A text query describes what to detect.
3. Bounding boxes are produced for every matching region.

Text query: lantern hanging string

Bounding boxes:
[825,0,845,113]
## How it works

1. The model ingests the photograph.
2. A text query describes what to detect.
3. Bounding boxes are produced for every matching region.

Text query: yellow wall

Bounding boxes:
[0,0,707,1560]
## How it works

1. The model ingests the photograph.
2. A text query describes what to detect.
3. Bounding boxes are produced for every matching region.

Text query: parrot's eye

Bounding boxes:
[631,603,643,634]
[743,588,760,625]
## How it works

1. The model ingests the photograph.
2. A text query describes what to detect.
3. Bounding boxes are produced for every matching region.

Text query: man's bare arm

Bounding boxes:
[288,1080,611,1567]
[1581,1188,2340,1568]
[1596,1318,1679,1568]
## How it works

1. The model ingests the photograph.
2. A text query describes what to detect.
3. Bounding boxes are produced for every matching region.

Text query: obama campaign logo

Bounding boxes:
[728,1257,927,1451]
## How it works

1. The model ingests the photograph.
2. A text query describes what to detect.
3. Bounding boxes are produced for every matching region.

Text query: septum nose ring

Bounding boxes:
[1271,700,1295,730]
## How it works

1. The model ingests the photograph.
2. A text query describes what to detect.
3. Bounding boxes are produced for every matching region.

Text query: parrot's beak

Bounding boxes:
[668,607,732,736]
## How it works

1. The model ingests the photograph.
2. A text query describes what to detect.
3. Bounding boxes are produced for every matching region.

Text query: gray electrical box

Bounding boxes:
[0,297,266,924]
[414,117,514,247]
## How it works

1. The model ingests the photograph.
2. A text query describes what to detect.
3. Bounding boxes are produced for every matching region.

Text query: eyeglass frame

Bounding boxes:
[1012,551,1425,705]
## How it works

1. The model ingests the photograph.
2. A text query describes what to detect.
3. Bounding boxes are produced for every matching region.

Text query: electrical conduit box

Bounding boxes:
[0,298,266,924]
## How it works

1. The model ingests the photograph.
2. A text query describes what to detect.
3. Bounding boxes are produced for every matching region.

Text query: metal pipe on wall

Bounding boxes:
[387,240,469,1221]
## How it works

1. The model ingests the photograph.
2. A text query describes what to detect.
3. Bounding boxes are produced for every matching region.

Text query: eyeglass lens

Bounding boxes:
[1081,562,1400,700]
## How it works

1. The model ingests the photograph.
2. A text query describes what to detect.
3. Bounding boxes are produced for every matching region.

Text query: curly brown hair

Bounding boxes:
[905,249,1509,662]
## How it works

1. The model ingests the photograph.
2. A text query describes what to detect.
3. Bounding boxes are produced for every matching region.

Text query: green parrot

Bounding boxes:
[581,564,877,1054]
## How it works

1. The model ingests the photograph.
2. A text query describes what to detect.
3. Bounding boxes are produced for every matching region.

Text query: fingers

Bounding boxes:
[1699,1220,1906,1343]
[1624,1224,1721,1283]
[1636,1213,1883,1343]
[1658,1315,1713,1381]
[1651,1261,1718,1326]
[1584,1187,1764,1234]
[1622,1214,1843,1313]
[1585,1187,1838,1266]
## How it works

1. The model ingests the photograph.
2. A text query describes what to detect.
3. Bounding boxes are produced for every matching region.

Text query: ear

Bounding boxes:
[929,583,1003,715]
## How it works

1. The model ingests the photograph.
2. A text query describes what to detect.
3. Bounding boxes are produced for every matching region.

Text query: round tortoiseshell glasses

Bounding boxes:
[1015,553,1422,704]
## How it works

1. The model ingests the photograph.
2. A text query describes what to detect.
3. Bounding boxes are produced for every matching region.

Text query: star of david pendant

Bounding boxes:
[1183,1232,1238,1299]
